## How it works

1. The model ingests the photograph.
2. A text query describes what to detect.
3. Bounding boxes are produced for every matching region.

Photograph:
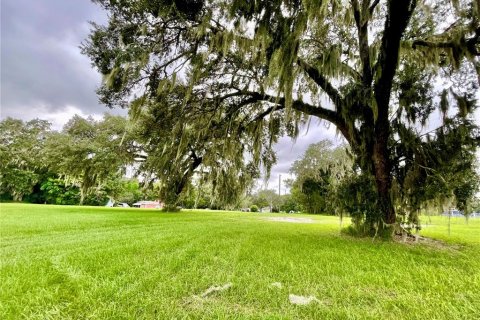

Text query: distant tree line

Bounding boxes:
[0,115,151,205]
[81,0,480,238]
[2,115,478,236]
[0,115,265,209]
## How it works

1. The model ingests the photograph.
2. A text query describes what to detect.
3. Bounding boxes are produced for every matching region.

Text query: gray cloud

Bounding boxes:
[1,0,108,118]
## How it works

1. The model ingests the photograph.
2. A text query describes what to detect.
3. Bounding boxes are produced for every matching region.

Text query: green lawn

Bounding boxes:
[1,204,479,319]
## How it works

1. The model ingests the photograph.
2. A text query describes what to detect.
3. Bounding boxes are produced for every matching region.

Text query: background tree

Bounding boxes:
[46,114,134,204]
[251,189,281,211]
[288,140,352,214]
[83,0,480,232]
[279,194,301,213]
[0,118,51,201]
[173,179,217,209]
[40,178,81,205]
[111,178,144,205]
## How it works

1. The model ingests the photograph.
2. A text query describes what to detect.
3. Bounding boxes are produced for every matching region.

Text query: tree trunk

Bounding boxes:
[79,189,85,205]
[372,118,396,225]
[448,212,451,236]
[164,156,203,209]
[372,148,395,224]
[368,0,416,227]
[194,186,201,209]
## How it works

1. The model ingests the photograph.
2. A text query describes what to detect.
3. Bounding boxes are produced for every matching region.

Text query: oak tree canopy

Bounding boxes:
[83,0,480,233]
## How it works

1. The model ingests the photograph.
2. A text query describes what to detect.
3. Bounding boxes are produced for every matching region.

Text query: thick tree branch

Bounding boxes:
[213,88,360,146]
[369,0,380,15]
[374,0,417,113]
[237,91,359,146]
[241,91,339,123]
[341,61,363,82]
[297,59,344,110]
[411,27,480,56]
[352,0,373,86]
[251,105,284,123]
[176,154,203,196]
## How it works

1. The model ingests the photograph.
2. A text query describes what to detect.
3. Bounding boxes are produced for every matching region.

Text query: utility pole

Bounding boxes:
[278,174,281,196]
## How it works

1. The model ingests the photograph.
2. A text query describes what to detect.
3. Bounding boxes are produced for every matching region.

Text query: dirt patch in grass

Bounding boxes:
[289,294,320,305]
[394,234,463,251]
[265,217,315,224]
[270,282,283,289]
[199,283,232,298]
[182,283,233,307]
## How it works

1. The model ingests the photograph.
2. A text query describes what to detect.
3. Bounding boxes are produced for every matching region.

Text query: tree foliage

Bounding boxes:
[40,178,81,205]
[393,118,480,221]
[288,140,352,214]
[252,189,281,210]
[83,0,480,231]
[46,114,134,204]
[0,118,51,201]
[130,83,263,208]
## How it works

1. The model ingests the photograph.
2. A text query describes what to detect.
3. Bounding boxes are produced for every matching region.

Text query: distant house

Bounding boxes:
[132,201,163,209]
[261,206,272,213]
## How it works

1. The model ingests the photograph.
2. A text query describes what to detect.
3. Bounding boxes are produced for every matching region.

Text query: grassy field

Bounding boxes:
[1,203,479,319]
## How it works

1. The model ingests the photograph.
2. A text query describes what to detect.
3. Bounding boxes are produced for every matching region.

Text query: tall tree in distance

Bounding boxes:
[0,118,51,201]
[83,0,480,233]
[46,114,134,204]
[288,140,352,214]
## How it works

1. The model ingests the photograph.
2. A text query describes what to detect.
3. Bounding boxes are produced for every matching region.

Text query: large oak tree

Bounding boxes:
[83,0,479,230]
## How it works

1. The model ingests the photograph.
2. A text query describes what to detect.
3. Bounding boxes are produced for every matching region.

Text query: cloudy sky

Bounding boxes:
[1,1,477,193]
[1,1,113,125]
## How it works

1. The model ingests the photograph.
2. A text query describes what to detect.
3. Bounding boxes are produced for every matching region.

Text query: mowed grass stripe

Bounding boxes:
[1,203,479,319]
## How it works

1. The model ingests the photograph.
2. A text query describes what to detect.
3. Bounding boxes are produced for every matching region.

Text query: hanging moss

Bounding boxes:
[84,0,480,224]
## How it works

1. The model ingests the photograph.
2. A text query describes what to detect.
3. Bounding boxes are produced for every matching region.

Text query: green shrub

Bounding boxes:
[84,191,109,206]
[40,178,80,205]
[335,173,383,236]
[250,205,258,212]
